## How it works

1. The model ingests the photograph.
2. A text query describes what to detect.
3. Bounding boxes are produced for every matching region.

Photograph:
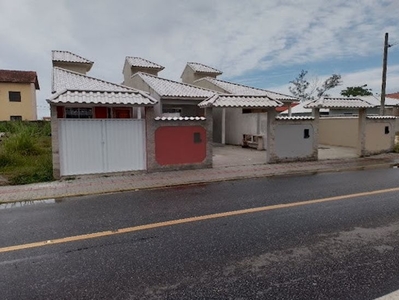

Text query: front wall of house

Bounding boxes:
[0,82,37,121]
[225,108,267,147]
[53,62,89,75]
[319,117,358,147]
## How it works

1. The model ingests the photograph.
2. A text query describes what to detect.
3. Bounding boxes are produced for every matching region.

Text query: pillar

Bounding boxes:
[357,108,366,157]
[266,109,277,163]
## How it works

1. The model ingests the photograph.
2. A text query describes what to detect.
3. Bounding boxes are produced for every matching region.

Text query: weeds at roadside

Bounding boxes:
[0,121,53,185]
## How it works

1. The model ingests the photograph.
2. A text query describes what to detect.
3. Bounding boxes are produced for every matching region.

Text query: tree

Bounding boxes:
[289,70,342,101]
[340,84,373,97]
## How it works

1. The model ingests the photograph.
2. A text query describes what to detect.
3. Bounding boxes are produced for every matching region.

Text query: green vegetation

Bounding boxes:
[341,84,373,97]
[0,121,53,185]
[395,142,399,153]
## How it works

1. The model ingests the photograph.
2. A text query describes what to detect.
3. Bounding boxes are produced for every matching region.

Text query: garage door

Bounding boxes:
[59,119,146,176]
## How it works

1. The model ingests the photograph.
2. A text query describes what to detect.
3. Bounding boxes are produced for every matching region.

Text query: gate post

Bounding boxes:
[145,107,156,171]
[50,105,61,179]
[266,109,277,163]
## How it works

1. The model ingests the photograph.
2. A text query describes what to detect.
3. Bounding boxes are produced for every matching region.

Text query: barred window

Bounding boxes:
[65,108,93,119]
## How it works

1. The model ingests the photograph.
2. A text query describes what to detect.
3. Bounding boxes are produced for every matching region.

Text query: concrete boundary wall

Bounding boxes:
[145,107,213,172]
[267,114,318,163]
[319,117,358,148]
[364,117,396,155]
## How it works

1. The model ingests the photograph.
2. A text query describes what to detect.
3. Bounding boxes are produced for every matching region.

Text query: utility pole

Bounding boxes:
[380,32,390,115]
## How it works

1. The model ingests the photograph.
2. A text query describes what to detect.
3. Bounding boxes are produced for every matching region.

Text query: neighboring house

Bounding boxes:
[181,62,298,145]
[0,69,40,121]
[280,96,399,117]
[122,57,215,117]
[328,95,399,116]
[280,100,329,116]
[387,92,399,99]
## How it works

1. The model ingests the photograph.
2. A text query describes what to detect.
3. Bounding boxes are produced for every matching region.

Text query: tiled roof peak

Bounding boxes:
[134,72,214,98]
[187,62,222,74]
[52,50,93,65]
[126,57,164,70]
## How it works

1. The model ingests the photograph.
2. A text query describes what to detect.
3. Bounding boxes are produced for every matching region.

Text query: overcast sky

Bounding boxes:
[1,0,398,118]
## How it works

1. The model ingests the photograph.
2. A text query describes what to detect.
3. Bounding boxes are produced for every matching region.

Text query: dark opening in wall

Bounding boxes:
[304,129,310,139]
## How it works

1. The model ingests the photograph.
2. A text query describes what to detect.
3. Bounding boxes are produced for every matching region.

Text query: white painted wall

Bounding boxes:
[274,124,314,158]
[223,108,267,146]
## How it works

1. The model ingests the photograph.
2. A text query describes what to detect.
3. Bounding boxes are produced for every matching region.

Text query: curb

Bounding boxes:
[0,161,397,204]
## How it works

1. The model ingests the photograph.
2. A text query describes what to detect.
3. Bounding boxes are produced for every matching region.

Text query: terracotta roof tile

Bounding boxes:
[386,92,399,100]
[0,69,39,89]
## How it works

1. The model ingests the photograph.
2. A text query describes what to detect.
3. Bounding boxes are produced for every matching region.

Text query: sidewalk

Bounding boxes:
[1,152,398,203]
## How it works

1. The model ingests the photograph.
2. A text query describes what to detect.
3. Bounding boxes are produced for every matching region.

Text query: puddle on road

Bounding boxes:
[0,198,61,210]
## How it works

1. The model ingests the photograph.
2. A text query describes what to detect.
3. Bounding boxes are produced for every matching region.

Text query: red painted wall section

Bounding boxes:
[56,106,64,118]
[94,107,108,118]
[155,126,207,166]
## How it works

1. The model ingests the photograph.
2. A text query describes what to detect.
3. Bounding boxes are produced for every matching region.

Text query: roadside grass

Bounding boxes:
[0,121,53,185]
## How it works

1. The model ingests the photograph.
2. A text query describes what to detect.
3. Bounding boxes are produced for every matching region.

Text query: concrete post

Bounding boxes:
[357,108,366,157]
[221,108,226,145]
[313,108,320,160]
[50,105,61,179]
[288,103,292,117]
[145,106,156,170]
[205,107,213,167]
[266,109,277,163]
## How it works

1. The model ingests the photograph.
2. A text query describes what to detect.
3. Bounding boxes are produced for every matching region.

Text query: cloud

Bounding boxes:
[0,0,398,118]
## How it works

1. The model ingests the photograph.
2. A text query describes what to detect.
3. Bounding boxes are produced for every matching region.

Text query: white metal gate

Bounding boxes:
[59,119,146,176]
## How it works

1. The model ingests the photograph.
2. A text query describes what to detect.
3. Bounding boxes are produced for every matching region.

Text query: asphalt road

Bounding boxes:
[1,168,399,299]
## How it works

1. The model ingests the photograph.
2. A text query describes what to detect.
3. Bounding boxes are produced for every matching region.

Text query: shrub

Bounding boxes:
[394,143,399,153]
[3,129,41,156]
